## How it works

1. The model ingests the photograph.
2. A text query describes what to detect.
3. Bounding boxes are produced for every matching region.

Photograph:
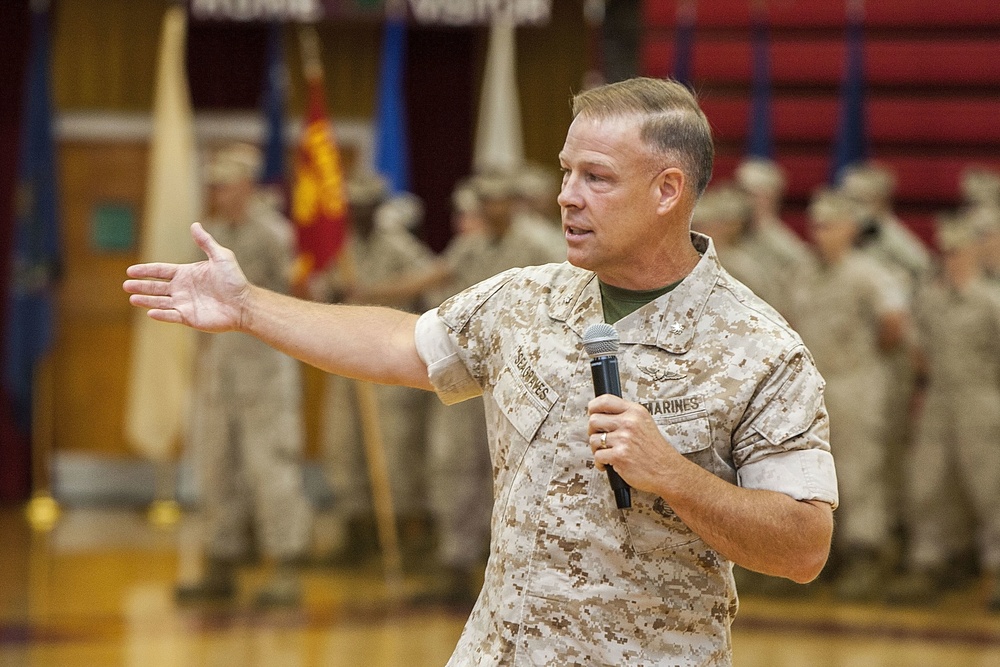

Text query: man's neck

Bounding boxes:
[601,237,701,290]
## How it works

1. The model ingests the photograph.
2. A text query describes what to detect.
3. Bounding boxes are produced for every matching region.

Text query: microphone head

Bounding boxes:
[583,323,620,358]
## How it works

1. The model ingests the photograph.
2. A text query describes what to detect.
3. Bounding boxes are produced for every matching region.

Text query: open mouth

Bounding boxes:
[565,226,591,237]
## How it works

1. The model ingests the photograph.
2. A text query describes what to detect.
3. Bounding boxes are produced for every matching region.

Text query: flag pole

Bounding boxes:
[25,352,58,531]
[297,24,404,598]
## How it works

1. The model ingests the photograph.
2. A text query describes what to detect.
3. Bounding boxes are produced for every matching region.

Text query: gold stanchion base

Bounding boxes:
[147,499,182,528]
[25,493,60,532]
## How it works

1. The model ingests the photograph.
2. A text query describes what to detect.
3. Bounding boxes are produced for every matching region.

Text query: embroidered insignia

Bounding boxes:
[638,365,686,382]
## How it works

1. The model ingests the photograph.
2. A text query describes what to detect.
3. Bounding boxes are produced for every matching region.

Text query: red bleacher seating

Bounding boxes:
[702,97,1000,146]
[643,39,1000,87]
[644,0,1000,30]
[640,0,1000,248]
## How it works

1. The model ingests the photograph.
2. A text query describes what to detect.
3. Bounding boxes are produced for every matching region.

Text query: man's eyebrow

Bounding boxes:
[558,155,615,170]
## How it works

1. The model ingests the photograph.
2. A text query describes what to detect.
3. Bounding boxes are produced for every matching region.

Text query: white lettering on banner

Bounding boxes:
[189,0,551,24]
[190,0,323,21]
[408,0,551,25]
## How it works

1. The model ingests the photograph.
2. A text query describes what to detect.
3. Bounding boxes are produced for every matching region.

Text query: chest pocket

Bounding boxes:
[622,410,713,555]
[491,362,557,443]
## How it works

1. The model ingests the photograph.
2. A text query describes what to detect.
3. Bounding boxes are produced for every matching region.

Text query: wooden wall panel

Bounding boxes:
[55,141,146,457]
[53,0,164,111]
[54,140,329,459]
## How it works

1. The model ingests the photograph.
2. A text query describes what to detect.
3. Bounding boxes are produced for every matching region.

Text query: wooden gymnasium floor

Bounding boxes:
[2,506,1000,666]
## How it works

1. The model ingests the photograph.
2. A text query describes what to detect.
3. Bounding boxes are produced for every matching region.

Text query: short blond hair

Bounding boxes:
[572,77,714,197]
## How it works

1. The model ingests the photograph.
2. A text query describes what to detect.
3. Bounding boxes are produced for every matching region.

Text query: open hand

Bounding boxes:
[123,222,251,333]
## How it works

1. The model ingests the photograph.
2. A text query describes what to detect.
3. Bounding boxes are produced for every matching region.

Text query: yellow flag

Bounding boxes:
[473,20,524,172]
[124,5,199,461]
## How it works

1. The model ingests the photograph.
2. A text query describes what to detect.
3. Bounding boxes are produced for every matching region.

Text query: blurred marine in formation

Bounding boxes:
[839,161,931,549]
[887,215,1000,611]
[690,183,786,314]
[735,157,813,315]
[177,142,313,606]
[310,173,436,568]
[789,189,908,601]
[420,170,567,605]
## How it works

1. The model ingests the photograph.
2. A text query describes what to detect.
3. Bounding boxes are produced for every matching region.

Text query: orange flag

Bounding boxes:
[290,74,349,285]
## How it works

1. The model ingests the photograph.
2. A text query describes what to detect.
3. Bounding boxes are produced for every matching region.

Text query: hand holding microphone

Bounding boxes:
[583,323,632,510]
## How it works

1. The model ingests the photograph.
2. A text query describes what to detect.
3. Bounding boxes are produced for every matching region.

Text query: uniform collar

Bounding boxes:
[549,232,720,355]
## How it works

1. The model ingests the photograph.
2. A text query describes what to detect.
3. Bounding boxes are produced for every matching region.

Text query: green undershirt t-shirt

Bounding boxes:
[599,279,682,324]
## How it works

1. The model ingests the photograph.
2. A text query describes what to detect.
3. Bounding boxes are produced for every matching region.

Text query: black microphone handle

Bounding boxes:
[590,355,632,509]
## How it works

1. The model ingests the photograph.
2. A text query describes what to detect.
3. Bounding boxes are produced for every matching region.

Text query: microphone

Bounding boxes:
[582,323,632,509]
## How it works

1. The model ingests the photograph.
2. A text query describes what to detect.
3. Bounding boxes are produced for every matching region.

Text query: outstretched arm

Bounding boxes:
[124,222,432,390]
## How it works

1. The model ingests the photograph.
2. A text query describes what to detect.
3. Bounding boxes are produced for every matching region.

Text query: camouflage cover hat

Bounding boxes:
[514,163,559,200]
[451,179,480,213]
[968,205,1000,236]
[691,184,751,229]
[960,166,1000,207]
[470,169,518,201]
[375,192,424,231]
[205,142,262,184]
[347,172,389,207]
[808,188,861,225]
[936,211,978,252]
[734,158,786,194]
[839,162,896,202]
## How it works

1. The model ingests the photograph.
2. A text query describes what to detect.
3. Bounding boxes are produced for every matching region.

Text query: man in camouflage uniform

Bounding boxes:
[887,215,1000,611]
[690,182,786,314]
[176,143,313,606]
[513,162,569,261]
[962,170,1000,285]
[840,161,931,550]
[789,189,908,601]
[311,174,436,567]
[127,78,837,665]
[975,207,1000,284]
[960,166,1000,214]
[735,157,813,312]
[421,170,568,604]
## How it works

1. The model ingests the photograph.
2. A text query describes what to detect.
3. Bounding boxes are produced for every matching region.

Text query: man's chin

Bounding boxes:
[565,250,596,272]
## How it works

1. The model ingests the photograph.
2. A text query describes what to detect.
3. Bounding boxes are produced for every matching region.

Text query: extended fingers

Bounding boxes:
[128,293,175,310]
[123,278,173,296]
[125,263,178,281]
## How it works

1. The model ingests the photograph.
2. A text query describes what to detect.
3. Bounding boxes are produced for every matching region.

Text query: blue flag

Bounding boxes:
[673,0,696,89]
[260,21,287,186]
[373,16,410,194]
[830,2,869,183]
[3,6,61,432]
[747,5,774,159]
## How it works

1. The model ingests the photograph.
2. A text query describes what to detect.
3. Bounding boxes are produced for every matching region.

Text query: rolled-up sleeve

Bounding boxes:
[737,442,838,509]
[414,309,483,405]
[734,345,839,508]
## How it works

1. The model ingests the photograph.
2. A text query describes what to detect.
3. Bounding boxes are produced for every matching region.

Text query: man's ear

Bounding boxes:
[656,167,686,215]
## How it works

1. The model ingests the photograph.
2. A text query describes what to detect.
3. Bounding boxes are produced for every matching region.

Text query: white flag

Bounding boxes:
[124,5,199,461]
[473,20,524,172]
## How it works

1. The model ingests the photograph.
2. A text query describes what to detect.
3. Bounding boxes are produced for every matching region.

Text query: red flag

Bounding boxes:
[290,75,349,285]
